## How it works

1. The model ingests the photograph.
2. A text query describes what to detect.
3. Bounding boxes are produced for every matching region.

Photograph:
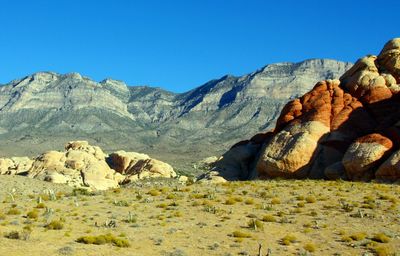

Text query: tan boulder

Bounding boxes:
[0,158,14,174]
[0,157,33,175]
[107,150,176,183]
[342,134,393,181]
[377,38,400,82]
[196,171,228,184]
[28,142,119,190]
[340,56,393,103]
[375,149,400,181]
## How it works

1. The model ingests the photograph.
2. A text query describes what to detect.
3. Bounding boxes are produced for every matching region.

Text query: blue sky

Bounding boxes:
[0,0,399,92]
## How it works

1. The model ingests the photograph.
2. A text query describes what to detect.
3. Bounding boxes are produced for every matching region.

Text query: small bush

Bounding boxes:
[247,219,264,230]
[282,234,297,245]
[271,198,281,204]
[244,198,254,205]
[76,233,130,247]
[6,208,21,215]
[147,190,160,196]
[27,210,39,220]
[225,198,236,205]
[303,242,316,252]
[35,203,46,209]
[349,232,367,241]
[46,220,64,230]
[262,214,276,222]
[371,233,390,243]
[232,231,252,238]
[305,196,316,203]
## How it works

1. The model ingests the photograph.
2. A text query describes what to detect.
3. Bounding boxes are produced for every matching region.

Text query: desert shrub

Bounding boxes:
[244,198,254,205]
[147,190,160,196]
[282,234,297,245]
[303,242,316,252]
[297,202,305,208]
[76,233,130,247]
[0,213,6,220]
[247,219,264,230]
[305,196,316,203]
[113,200,130,207]
[232,231,252,238]
[166,194,176,200]
[261,214,276,222]
[35,203,46,209]
[349,232,367,241]
[4,231,21,239]
[371,233,390,243]
[27,210,39,220]
[6,208,21,215]
[341,236,352,242]
[46,220,64,230]
[225,197,242,205]
[270,197,280,204]
[4,230,30,240]
[371,245,395,256]
[157,203,168,209]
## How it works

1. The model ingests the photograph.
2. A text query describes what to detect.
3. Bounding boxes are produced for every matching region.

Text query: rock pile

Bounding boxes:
[202,38,400,183]
[0,141,177,190]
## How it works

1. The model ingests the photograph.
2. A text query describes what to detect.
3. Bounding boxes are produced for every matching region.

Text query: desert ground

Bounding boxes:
[0,176,398,256]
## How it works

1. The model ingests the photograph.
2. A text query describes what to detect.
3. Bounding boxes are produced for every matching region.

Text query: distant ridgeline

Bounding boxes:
[0,59,351,175]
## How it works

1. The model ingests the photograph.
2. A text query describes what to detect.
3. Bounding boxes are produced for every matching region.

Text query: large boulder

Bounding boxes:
[28,141,122,190]
[342,134,393,181]
[107,150,176,183]
[375,149,400,181]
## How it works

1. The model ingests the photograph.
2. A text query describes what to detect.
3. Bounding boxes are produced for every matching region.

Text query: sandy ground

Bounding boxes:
[0,176,398,256]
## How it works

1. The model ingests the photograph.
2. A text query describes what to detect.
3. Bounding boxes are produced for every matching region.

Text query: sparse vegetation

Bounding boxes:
[76,233,130,247]
[0,177,398,255]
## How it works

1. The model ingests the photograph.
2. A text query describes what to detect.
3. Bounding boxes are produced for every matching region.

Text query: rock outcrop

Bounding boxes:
[202,38,400,183]
[28,141,123,190]
[0,157,33,175]
[107,150,176,183]
[0,141,178,190]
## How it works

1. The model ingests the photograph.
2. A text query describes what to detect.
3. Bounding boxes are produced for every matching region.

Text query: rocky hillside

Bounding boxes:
[203,38,400,183]
[0,59,351,173]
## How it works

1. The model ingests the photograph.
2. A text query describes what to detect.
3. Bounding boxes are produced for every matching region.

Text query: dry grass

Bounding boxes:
[0,177,398,256]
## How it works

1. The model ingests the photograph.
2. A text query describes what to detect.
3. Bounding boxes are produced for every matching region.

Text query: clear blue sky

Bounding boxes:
[0,0,399,92]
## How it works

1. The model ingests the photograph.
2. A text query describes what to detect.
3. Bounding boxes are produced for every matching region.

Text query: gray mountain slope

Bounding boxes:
[0,59,352,174]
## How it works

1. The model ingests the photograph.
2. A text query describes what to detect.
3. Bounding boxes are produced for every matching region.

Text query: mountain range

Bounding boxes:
[0,59,352,174]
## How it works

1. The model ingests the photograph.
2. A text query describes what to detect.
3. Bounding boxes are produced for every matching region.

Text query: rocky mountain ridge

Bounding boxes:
[0,59,352,174]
